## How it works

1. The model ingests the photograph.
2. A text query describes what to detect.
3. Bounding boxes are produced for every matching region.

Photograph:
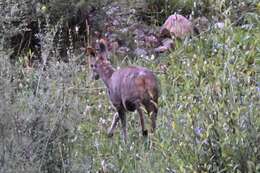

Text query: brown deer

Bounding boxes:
[86,39,160,143]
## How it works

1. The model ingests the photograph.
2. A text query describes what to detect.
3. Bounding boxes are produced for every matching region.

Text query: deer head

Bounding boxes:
[86,39,110,80]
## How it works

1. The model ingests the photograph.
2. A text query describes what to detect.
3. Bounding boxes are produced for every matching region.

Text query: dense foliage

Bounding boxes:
[0,0,259,172]
[143,0,259,25]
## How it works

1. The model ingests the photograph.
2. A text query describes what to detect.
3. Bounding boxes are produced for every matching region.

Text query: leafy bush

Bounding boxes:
[0,0,110,63]
[141,0,259,25]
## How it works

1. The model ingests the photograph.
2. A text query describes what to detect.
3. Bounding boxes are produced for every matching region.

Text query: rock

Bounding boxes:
[105,6,120,15]
[133,28,145,39]
[112,19,120,26]
[160,14,193,39]
[134,48,147,57]
[120,27,129,33]
[145,35,159,47]
[127,23,141,32]
[215,22,225,29]
[105,33,118,41]
[109,41,120,52]
[117,46,130,55]
[154,46,170,53]
[162,38,174,46]
[106,25,117,32]
[135,39,145,47]
[90,2,167,57]
[193,16,209,34]
[154,38,174,53]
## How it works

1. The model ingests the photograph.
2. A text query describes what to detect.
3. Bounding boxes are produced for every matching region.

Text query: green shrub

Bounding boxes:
[141,0,259,25]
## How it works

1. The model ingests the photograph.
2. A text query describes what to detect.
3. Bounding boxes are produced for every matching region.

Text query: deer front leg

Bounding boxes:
[107,112,119,137]
[145,102,158,133]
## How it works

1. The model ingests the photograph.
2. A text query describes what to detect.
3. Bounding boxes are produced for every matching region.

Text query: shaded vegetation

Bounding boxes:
[142,0,259,25]
[0,0,260,172]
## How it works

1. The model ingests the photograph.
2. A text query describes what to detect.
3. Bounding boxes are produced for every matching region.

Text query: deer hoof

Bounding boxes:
[107,132,114,138]
[142,129,148,136]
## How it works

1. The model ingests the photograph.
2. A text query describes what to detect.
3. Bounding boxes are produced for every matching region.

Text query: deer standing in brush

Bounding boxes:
[86,39,160,143]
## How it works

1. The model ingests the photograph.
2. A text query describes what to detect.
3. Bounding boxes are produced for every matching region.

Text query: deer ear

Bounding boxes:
[86,47,96,57]
[98,39,109,61]
[99,38,108,53]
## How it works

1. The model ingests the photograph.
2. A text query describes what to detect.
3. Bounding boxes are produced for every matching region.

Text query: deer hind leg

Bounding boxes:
[107,112,119,137]
[150,108,158,133]
[137,107,148,136]
[118,108,127,143]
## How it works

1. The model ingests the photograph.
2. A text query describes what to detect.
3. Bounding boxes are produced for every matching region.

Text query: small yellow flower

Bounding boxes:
[257,3,260,10]
[41,5,47,12]
[172,121,176,129]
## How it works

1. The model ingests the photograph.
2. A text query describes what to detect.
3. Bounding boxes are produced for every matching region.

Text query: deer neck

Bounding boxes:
[98,62,115,87]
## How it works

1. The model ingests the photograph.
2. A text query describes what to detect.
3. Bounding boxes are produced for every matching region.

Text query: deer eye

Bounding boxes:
[90,64,97,68]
